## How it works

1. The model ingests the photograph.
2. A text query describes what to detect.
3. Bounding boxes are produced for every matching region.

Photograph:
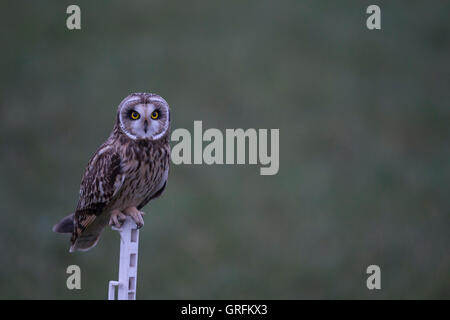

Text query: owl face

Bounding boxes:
[117,93,170,141]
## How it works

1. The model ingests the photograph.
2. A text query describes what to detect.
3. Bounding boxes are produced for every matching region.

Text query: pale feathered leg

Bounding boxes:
[109,209,127,228]
[124,207,145,228]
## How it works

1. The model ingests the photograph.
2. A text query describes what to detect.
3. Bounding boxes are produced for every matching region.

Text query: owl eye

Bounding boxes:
[151,111,159,120]
[130,111,140,120]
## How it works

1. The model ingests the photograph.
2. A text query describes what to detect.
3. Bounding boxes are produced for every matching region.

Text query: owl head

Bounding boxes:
[116,92,170,141]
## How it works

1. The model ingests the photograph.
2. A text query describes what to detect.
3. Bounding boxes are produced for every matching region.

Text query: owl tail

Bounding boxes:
[52,214,74,233]
[69,214,109,252]
[69,233,102,252]
[53,213,106,252]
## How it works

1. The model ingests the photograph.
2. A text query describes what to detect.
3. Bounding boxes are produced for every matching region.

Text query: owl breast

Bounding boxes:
[112,140,169,211]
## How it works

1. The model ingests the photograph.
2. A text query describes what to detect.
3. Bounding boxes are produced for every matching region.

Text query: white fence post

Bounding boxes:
[108,217,140,300]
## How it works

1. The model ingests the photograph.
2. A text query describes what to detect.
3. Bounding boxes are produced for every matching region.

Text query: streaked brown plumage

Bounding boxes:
[53,93,171,252]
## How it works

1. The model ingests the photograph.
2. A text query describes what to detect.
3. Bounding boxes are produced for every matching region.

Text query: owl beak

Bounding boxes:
[143,119,148,133]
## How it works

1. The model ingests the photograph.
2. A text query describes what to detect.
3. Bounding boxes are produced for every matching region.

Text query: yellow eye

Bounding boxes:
[130,111,140,120]
[151,111,159,119]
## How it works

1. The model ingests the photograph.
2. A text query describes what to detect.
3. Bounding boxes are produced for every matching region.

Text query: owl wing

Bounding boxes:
[74,146,124,236]
[137,174,167,210]
[137,159,169,210]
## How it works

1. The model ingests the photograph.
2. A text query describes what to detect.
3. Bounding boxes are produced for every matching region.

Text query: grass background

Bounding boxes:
[0,0,449,299]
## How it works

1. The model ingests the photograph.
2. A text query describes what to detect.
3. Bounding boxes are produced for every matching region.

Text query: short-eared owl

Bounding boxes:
[53,93,171,252]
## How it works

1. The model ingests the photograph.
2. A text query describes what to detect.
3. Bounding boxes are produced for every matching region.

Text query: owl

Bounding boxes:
[53,92,171,252]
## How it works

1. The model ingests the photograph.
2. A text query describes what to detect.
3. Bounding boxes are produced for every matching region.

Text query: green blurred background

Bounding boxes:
[0,0,449,299]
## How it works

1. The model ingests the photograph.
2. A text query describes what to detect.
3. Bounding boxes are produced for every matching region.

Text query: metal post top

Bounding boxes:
[111,216,139,232]
[108,216,140,300]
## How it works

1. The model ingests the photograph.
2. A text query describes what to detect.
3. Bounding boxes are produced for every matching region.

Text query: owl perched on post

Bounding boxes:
[53,93,171,252]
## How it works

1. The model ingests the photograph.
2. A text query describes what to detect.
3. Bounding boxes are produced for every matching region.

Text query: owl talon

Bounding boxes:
[124,207,145,229]
[109,209,127,228]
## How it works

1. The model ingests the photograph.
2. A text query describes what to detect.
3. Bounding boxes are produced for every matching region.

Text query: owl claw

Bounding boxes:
[109,209,127,228]
[124,207,145,229]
